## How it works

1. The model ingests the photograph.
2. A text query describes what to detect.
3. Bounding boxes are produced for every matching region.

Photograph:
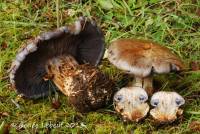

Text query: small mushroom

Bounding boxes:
[9,17,105,99]
[108,38,184,95]
[45,55,115,112]
[113,87,149,122]
[150,91,185,123]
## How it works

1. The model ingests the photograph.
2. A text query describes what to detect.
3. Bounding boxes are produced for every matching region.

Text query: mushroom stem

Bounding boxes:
[131,76,153,95]
[132,76,143,87]
[45,55,79,96]
[143,75,153,96]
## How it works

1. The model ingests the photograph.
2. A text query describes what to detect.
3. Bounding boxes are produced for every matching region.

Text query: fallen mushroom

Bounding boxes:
[9,17,116,112]
[108,38,184,121]
[45,55,115,112]
[9,17,105,99]
[150,91,185,123]
[113,87,149,122]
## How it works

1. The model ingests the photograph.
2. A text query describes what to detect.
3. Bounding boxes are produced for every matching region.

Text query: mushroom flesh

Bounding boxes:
[113,87,149,122]
[150,91,185,123]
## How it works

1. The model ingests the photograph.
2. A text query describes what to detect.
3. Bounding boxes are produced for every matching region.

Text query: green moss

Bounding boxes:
[0,0,200,133]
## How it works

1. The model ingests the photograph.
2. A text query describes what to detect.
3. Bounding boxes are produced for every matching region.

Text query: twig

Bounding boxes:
[0,76,9,81]
[56,0,60,28]
[11,99,21,109]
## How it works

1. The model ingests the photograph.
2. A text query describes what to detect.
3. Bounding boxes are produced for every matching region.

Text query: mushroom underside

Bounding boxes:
[10,17,105,99]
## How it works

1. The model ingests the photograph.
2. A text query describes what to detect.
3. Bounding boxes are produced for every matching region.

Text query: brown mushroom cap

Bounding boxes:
[9,17,105,99]
[108,39,184,77]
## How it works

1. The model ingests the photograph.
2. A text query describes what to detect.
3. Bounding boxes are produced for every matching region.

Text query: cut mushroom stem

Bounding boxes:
[150,91,185,123]
[113,87,149,122]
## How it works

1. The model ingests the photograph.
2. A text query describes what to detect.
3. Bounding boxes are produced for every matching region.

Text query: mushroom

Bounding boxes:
[113,87,149,122]
[150,91,185,123]
[45,55,115,112]
[108,38,184,95]
[9,17,105,99]
[9,17,116,112]
[108,38,184,121]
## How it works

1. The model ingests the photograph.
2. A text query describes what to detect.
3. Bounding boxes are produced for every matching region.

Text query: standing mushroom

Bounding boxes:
[107,38,184,121]
[108,39,184,95]
[150,91,185,123]
[9,17,115,112]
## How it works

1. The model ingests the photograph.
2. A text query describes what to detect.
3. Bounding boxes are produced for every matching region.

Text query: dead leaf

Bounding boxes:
[196,9,200,17]
[0,41,8,50]
[0,112,9,117]
[189,121,200,132]
[51,98,61,109]
[0,122,10,134]
[190,61,199,71]
[192,0,200,17]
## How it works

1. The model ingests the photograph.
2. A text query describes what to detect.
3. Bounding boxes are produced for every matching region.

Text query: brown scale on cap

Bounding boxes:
[9,17,105,99]
[45,55,115,112]
[108,38,185,122]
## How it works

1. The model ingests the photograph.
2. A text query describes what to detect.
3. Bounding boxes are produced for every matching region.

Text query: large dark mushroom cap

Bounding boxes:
[9,17,105,99]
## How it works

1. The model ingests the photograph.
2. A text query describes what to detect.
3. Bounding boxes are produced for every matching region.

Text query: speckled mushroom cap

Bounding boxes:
[108,39,184,77]
[9,17,105,99]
